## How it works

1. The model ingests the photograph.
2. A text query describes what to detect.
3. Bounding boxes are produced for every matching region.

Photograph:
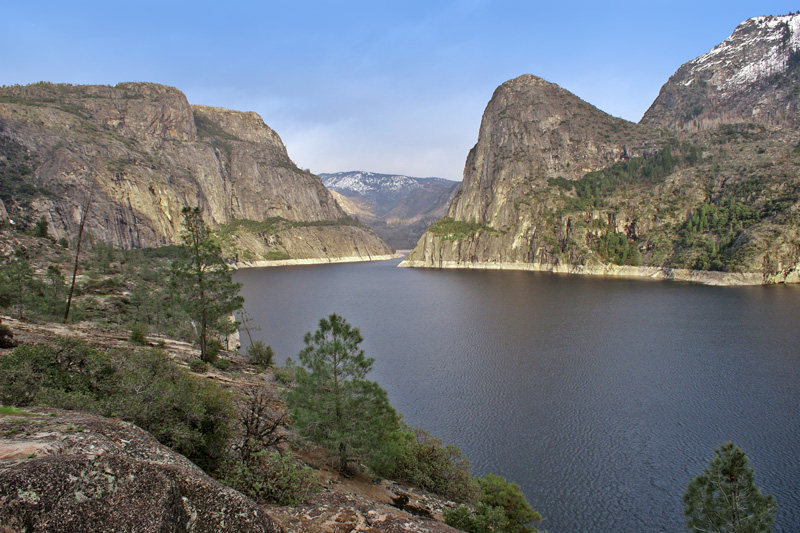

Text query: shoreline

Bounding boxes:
[397,259,800,286]
[234,252,404,270]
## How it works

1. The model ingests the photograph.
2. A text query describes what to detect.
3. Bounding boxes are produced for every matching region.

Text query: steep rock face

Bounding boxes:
[403,19,800,285]
[0,82,391,260]
[0,408,282,532]
[642,14,800,128]
[404,75,656,269]
[449,75,650,230]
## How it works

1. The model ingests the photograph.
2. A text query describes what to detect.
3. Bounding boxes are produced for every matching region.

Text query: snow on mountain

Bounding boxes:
[689,13,800,93]
[320,171,460,249]
[642,12,800,127]
[320,171,454,197]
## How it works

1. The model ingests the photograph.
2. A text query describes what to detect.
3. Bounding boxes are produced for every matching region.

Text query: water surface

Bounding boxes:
[236,258,800,532]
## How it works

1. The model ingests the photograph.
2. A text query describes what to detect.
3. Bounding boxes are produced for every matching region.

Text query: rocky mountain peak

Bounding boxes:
[642,12,800,128]
[450,74,648,228]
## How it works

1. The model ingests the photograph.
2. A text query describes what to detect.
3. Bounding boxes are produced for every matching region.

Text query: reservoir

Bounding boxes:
[235,257,800,532]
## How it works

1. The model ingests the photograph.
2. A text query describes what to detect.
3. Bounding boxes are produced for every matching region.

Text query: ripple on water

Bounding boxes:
[237,263,800,532]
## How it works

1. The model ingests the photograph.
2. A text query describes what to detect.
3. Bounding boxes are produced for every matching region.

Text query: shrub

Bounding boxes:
[212,357,230,370]
[0,323,15,348]
[0,339,115,408]
[189,359,207,373]
[444,474,542,533]
[33,216,49,238]
[204,338,223,364]
[232,386,288,462]
[221,451,317,506]
[272,365,294,384]
[0,339,235,471]
[129,323,149,345]
[384,426,479,503]
[247,341,274,367]
[110,349,234,470]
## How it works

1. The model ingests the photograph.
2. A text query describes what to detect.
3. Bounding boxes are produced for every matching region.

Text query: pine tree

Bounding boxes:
[1,254,34,319]
[286,313,399,474]
[171,206,243,362]
[683,441,776,532]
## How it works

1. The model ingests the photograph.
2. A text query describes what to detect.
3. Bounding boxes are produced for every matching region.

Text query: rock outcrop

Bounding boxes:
[0,408,282,532]
[0,82,392,261]
[402,15,800,285]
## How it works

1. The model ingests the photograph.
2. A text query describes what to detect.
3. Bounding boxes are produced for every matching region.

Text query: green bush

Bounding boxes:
[33,217,49,238]
[272,365,294,384]
[212,357,230,370]
[189,359,208,373]
[382,425,479,503]
[247,341,274,367]
[204,338,223,364]
[129,323,149,345]
[445,504,509,532]
[444,474,542,532]
[0,339,235,471]
[0,339,115,409]
[0,323,15,348]
[221,451,318,505]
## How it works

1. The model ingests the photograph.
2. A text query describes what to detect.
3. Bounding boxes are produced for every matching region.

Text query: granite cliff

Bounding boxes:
[0,82,392,262]
[402,14,800,285]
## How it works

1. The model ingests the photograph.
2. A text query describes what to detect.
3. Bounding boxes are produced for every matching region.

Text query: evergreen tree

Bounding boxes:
[683,441,776,532]
[171,206,243,362]
[286,313,399,474]
[1,254,35,319]
[33,216,49,238]
[43,265,66,318]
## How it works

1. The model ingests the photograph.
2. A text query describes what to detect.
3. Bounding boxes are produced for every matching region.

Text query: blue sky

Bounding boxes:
[3,1,797,180]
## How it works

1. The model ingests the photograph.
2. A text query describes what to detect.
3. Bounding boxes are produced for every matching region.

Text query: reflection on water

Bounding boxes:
[236,258,800,532]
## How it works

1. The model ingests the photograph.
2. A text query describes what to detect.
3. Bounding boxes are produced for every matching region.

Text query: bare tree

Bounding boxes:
[64,181,94,323]
[234,386,288,462]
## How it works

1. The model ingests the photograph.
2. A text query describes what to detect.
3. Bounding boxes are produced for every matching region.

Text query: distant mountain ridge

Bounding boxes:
[321,171,457,213]
[402,13,800,285]
[321,171,459,249]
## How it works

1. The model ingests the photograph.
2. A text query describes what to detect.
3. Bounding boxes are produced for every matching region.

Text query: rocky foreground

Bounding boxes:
[0,408,282,532]
[0,317,461,532]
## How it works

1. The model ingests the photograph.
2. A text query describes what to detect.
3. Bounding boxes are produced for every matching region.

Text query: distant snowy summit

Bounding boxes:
[321,171,459,249]
[642,12,800,128]
[321,171,456,201]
